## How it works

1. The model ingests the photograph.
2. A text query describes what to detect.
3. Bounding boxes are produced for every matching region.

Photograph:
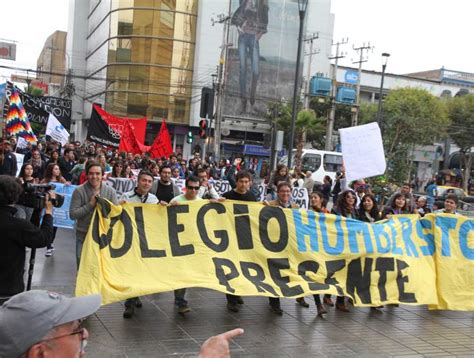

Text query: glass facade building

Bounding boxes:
[86,0,198,129]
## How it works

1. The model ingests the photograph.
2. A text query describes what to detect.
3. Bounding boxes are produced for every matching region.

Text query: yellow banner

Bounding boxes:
[76,199,474,310]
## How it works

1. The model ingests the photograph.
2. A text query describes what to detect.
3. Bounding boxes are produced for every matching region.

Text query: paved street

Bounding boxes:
[31,228,474,358]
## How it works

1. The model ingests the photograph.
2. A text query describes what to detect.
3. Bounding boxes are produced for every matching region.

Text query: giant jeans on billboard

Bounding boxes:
[223,0,300,119]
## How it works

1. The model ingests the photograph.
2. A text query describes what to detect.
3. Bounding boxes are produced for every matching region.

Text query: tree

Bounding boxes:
[447,94,474,192]
[375,88,449,183]
[271,101,325,172]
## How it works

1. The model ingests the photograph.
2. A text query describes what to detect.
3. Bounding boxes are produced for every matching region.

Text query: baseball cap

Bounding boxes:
[0,290,101,358]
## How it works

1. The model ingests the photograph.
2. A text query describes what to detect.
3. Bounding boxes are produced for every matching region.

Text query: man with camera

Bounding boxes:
[0,175,55,304]
[70,160,118,268]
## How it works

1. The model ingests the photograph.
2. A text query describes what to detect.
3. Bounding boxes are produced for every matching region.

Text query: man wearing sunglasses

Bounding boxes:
[0,290,100,358]
[169,175,203,315]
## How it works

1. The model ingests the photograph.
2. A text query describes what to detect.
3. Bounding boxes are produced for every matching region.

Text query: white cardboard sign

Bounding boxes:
[339,122,386,182]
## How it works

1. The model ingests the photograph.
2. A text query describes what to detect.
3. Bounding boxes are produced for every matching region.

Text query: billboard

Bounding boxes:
[222,0,301,120]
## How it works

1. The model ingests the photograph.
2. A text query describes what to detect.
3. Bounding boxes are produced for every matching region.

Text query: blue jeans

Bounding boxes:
[76,237,84,269]
[238,33,260,98]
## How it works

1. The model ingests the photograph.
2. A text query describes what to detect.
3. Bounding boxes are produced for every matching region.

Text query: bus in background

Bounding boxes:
[279,149,343,183]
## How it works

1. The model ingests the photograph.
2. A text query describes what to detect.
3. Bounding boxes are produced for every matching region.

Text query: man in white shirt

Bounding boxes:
[196,168,219,199]
[119,170,158,318]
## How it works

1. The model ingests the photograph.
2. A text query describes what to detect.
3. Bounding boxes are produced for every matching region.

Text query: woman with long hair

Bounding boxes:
[28,149,46,180]
[357,194,381,223]
[108,161,124,179]
[41,163,68,258]
[300,191,329,317]
[122,163,133,178]
[321,175,333,203]
[383,192,409,219]
[268,164,290,199]
[41,163,67,184]
[328,189,358,312]
[15,163,38,222]
[333,190,357,219]
[46,150,60,167]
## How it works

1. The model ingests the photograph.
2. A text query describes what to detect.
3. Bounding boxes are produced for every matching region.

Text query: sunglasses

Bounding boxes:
[187,186,200,190]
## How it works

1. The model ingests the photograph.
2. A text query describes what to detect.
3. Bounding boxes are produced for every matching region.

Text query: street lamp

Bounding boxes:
[287,0,309,170]
[376,52,390,131]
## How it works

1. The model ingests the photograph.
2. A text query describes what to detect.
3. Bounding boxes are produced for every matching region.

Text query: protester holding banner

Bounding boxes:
[383,193,410,219]
[119,170,158,319]
[169,175,204,315]
[386,183,416,213]
[305,191,330,316]
[329,189,358,312]
[435,193,460,215]
[152,165,181,205]
[264,182,300,315]
[357,193,382,223]
[70,161,118,267]
[222,170,258,313]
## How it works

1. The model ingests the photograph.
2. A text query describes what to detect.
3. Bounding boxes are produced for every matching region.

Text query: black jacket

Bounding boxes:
[0,206,53,296]
[58,157,75,181]
[0,151,18,176]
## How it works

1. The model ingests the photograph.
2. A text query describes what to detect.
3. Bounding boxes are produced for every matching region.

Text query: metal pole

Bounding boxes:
[304,38,313,110]
[352,53,363,126]
[288,8,306,170]
[376,63,387,130]
[325,43,341,151]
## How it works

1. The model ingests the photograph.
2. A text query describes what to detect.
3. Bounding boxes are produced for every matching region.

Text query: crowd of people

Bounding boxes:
[0,137,463,321]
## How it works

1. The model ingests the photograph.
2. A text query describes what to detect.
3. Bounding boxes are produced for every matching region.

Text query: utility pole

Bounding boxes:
[351,42,373,126]
[211,9,231,163]
[325,38,348,151]
[304,32,319,109]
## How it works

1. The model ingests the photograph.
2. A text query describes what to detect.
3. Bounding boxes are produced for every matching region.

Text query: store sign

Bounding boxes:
[0,42,16,61]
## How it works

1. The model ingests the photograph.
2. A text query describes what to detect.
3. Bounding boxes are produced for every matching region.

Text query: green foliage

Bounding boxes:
[447,94,474,191]
[358,103,378,124]
[382,88,449,182]
[447,94,474,151]
[23,85,44,96]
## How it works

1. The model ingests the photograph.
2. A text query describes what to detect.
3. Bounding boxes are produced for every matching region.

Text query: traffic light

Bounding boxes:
[186,130,193,144]
[199,119,208,139]
[200,87,214,119]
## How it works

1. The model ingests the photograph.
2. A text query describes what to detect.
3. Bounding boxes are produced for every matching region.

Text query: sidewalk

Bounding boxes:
[32,228,474,357]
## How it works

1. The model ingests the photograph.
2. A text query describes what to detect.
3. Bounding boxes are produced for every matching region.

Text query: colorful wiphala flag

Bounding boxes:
[5,87,37,143]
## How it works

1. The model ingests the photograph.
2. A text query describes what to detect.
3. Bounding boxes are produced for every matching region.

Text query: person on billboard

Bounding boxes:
[231,0,269,113]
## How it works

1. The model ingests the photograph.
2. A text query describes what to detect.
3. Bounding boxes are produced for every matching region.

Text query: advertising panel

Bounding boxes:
[222,0,301,119]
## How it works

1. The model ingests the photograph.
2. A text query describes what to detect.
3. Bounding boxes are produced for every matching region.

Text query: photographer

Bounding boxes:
[0,175,54,304]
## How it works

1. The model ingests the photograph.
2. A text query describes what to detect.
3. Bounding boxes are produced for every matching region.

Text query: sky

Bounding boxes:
[330,0,474,75]
[0,0,473,80]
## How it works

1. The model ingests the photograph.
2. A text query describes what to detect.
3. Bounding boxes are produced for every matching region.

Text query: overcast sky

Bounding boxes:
[330,0,474,75]
[0,0,472,80]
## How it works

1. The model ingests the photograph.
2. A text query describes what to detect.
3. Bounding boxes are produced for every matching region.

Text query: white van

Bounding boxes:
[280,149,343,183]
